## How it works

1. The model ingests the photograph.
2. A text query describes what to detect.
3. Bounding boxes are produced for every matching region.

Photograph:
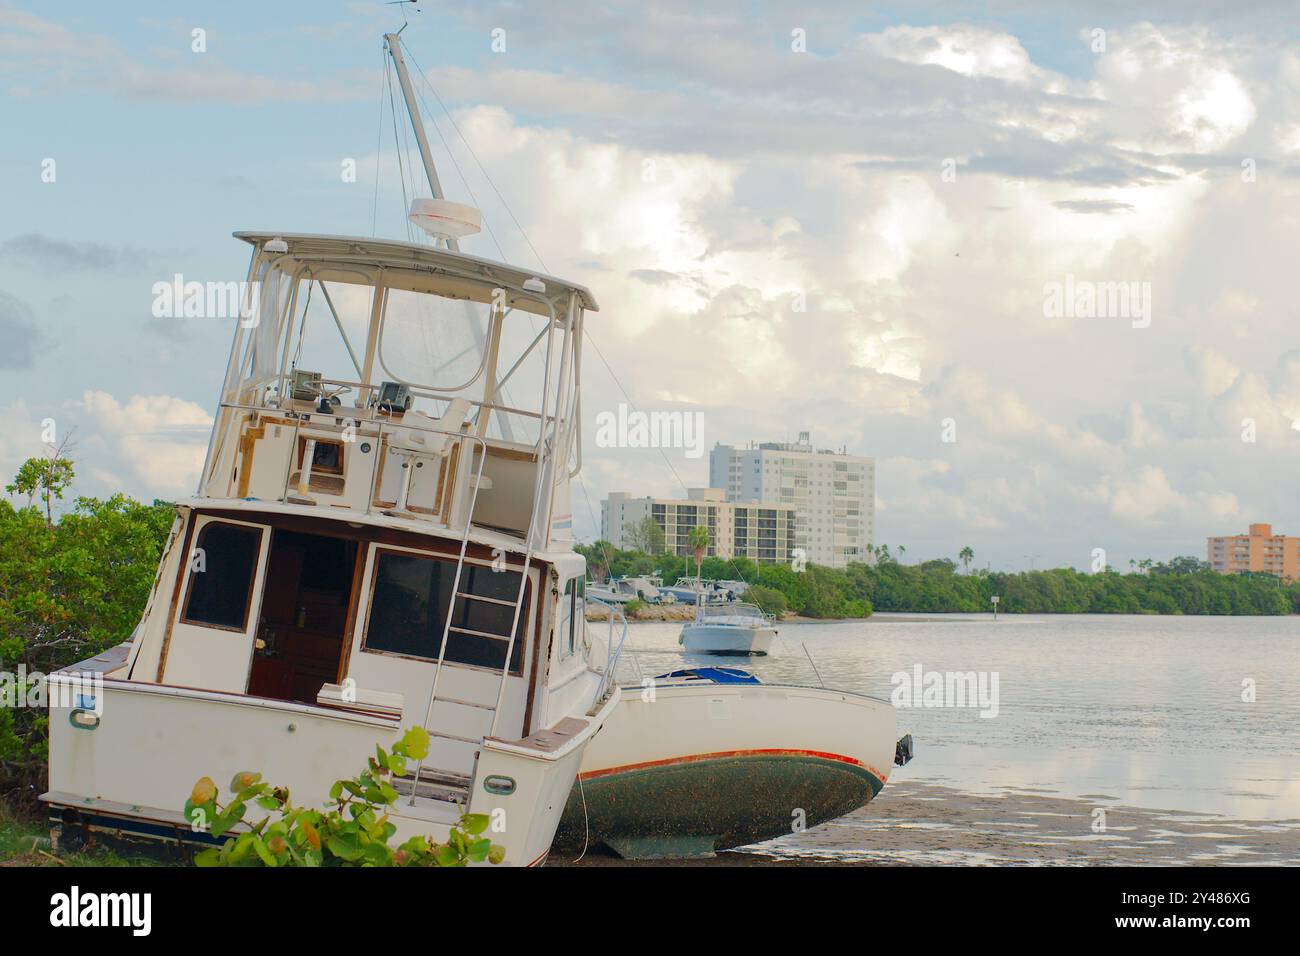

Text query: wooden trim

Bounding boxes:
[439,443,459,523]
[236,424,265,498]
[521,571,550,735]
[336,538,367,685]
[177,520,264,633]
[296,435,345,476]
[372,434,395,508]
[155,513,198,682]
[188,506,523,564]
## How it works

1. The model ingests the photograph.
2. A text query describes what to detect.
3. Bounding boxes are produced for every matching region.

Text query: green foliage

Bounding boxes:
[745,584,788,618]
[622,516,666,556]
[6,456,75,525]
[0,494,175,786]
[623,597,647,616]
[187,727,505,867]
[574,542,1299,619]
[687,524,711,558]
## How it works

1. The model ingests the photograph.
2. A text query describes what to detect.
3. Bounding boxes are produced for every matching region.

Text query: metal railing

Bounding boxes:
[586,596,630,705]
[208,399,504,533]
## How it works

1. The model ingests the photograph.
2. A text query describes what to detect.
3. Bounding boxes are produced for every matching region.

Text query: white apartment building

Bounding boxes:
[601,488,797,563]
[709,433,874,568]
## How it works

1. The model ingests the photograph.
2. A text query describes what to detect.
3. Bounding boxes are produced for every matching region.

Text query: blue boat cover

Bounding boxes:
[654,667,762,684]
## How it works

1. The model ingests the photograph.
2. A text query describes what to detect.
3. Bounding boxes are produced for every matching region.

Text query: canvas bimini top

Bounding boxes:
[233,231,599,316]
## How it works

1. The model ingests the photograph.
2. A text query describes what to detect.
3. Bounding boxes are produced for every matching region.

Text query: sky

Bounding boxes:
[2,0,1300,571]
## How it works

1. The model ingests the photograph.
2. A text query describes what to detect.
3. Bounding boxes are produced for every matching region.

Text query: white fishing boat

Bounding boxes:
[679,601,777,655]
[659,578,737,605]
[587,575,672,605]
[555,666,913,859]
[42,32,620,867]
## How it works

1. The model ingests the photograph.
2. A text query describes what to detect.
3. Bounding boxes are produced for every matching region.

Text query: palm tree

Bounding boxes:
[687,525,711,584]
[959,546,974,574]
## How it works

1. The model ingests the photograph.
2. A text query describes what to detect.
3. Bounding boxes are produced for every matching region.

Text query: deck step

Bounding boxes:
[456,591,516,607]
[447,624,514,642]
[431,695,496,711]
[427,728,481,745]
[392,770,470,805]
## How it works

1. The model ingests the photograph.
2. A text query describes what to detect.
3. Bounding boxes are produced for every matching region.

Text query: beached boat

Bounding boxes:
[587,575,672,605]
[554,667,912,859]
[679,601,777,655]
[42,32,619,867]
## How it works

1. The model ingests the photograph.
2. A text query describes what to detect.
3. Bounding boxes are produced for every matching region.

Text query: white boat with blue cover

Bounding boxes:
[679,601,777,655]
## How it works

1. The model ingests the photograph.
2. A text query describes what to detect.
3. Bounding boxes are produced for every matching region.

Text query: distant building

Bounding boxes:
[709,432,874,568]
[601,489,797,563]
[1207,523,1300,581]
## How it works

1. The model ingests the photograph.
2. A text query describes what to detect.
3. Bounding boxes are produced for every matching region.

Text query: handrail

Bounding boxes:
[586,596,629,704]
[210,400,497,533]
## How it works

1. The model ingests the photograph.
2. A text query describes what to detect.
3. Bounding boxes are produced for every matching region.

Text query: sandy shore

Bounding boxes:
[551,780,1300,866]
[585,603,695,622]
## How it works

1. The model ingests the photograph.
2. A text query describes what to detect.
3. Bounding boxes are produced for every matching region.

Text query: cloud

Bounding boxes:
[0,233,143,273]
[1052,199,1136,214]
[72,391,212,498]
[0,9,368,102]
[0,291,38,369]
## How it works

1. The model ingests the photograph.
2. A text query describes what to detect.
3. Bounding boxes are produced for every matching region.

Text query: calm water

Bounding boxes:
[615,613,1300,820]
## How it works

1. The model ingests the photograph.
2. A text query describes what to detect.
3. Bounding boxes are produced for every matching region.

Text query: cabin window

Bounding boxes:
[182,522,261,630]
[363,550,527,673]
[561,578,583,658]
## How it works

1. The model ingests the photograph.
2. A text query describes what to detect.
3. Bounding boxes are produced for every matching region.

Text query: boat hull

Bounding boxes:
[553,681,896,858]
[680,623,776,655]
[44,650,616,867]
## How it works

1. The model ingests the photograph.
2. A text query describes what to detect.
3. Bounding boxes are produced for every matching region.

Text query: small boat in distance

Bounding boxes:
[659,578,739,605]
[679,600,777,655]
[587,575,674,605]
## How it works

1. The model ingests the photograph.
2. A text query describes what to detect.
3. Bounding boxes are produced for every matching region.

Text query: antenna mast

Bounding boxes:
[384,31,457,251]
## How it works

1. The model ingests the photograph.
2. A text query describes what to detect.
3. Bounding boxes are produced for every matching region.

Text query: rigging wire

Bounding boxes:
[371,47,388,238]
[396,33,758,592]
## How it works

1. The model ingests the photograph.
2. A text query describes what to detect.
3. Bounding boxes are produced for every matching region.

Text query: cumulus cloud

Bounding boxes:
[71,391,212,498]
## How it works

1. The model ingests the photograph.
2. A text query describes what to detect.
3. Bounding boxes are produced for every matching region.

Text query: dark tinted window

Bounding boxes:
[183,522,261,629]
[365,552,526,673]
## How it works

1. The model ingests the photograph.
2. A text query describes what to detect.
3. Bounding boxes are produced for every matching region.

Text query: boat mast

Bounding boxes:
[384,31,456,251]
[383,30,517,442]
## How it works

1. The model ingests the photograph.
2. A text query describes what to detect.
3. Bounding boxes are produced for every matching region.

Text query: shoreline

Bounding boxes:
[552,779,1300,866]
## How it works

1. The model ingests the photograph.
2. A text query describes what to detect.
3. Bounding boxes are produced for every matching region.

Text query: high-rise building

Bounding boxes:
[601,488,796,563]
[709,432,874,568]
[1207,523,1300,581]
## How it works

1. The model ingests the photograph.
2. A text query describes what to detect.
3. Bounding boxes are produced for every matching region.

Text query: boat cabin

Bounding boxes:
[115,232,606,778]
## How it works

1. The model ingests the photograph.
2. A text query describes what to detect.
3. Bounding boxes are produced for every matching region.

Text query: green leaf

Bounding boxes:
[461,813,489,835]
[467,838,491,862]
[252,836,277,867]
[401,726,430,761]
[194,847,222,867]
[434,843,461,867]
[327,833,365,862]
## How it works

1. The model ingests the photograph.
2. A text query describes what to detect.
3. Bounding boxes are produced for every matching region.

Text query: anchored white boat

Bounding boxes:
[555,666,912,859]
[42,32,620,867]
[679,601,777,655]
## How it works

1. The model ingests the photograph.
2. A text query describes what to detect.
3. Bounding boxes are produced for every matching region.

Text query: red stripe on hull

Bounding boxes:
[579,748,889,786]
